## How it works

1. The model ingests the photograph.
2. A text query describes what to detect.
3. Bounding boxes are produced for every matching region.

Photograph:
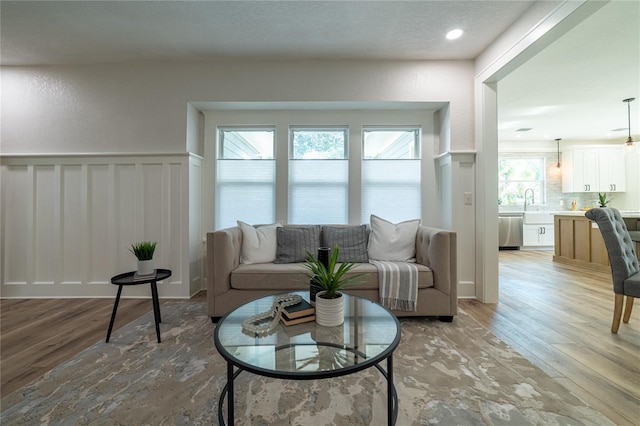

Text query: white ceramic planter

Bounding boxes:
[137,259,155,276]
[315,291,344,326]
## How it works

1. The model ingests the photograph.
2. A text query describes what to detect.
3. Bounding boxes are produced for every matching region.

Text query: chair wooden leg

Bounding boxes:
[622,296,634,324]
[612,294,624,333]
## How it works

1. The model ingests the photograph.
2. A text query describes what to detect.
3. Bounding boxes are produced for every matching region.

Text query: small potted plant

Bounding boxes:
[598,192,612,208]
[129,241,157,276]
[303,245,363,326]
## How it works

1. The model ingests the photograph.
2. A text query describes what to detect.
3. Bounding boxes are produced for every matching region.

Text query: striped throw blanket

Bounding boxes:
[370,260,419,311]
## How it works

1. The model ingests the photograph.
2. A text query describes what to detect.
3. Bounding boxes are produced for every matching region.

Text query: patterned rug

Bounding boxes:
[0,301,612,425]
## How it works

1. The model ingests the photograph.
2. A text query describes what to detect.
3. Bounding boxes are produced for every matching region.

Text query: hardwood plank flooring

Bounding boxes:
[461,250,640,426]
[0,294,203,398]
[1,255,638,424]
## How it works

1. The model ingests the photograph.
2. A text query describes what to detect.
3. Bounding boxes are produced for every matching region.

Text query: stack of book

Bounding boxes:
[281,299,316,326]
[133,270,157,281]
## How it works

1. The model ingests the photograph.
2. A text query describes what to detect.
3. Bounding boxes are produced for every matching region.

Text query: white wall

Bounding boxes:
[1,59,477,299]
[1,155,190,298]
[1,60,474,154]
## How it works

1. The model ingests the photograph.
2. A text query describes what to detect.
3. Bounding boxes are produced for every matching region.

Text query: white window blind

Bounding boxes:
[289,128,348,224]
[216,129,275,229]
[289,160,348,224]
[361,128,421,223]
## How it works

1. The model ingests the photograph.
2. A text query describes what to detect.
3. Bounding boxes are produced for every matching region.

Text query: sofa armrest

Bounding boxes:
[207,227,242,313]
[415,226,457,302]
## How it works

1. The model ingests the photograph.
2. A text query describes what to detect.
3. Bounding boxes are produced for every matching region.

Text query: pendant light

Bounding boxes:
[623,97,635,149]
[555,138,561,168]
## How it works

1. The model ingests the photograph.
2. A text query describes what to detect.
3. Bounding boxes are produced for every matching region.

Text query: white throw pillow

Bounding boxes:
[367,215,420,261]
[237,221,283,264]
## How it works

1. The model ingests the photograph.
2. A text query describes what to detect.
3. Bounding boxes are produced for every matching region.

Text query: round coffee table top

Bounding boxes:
[214,292,401,380]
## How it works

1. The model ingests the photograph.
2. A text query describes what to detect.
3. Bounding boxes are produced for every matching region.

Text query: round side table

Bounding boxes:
[106,269,171,343]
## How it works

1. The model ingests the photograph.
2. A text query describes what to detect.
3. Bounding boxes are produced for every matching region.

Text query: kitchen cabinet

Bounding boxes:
[553,214,609,271]
[523,224,554,246]
[561,145,626,193]
[523,212,554,247]
[598,147,626,192]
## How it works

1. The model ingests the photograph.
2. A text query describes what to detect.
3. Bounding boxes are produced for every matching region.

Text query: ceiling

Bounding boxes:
[498,0,639,143]
[1,1,638,143]
[1,1,535,64]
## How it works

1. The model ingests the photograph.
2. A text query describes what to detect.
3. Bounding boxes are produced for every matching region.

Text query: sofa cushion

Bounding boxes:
[237,221,283,264]
[231,262,434,291]
[322,225,369,263]
[368,215,420,261]
[275,225,321,263]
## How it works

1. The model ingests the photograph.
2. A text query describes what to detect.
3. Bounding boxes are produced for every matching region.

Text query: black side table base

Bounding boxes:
[106,269,171,344]
[105,285,124,343]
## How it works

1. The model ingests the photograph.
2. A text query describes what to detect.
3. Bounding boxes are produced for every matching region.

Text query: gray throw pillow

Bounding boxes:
[274,225,321,263]
[322,225,369,263]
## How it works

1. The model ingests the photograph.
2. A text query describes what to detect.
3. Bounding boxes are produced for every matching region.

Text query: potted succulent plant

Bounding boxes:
[129,241,157,276]
[303,245,363,326]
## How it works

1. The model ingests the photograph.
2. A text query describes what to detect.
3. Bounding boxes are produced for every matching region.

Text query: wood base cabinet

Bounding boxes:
[553,214,610,271]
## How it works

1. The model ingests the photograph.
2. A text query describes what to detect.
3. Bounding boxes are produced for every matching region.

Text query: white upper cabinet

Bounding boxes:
[561,145,626,193]
[598,146,626,192]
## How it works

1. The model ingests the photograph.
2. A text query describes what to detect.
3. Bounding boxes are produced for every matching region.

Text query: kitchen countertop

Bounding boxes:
[499,210,640,219]
[554,210,640,219]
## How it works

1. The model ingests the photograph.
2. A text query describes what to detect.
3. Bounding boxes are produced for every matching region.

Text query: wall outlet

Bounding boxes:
[464,192,473,205]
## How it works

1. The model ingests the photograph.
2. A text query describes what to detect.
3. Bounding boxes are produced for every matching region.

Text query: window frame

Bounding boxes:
[287,126,350,224]
[215,127,277,229]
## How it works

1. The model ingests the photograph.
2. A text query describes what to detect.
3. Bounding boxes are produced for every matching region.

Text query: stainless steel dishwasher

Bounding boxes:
[499,212,523,249]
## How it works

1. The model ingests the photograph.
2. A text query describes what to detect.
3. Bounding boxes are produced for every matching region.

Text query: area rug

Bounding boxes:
[0,301,612,425]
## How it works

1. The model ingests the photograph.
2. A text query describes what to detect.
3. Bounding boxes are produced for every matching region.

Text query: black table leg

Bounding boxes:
[227,362,234,424]
[388,355,394,426]
[150,280,162,343]
[106,285,123,343]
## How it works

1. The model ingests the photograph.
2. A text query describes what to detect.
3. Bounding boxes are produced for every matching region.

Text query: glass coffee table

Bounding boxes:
[214,292,401,425]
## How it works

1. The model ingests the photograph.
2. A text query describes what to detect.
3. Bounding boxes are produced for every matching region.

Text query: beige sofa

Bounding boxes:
[206,224,457,320]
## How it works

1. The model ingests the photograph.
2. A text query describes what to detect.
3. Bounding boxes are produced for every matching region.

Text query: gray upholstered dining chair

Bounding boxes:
[585,208,640,333]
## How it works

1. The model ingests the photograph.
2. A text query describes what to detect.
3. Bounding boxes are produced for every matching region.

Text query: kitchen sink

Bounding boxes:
[524,211,555,224]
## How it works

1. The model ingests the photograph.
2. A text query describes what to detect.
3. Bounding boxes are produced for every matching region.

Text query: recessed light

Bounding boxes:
[446,29,463,40]
[516,128,532,132]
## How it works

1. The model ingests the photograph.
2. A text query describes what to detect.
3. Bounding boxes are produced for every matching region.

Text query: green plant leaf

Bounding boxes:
[302,244,365,298]
[129,241,157,260]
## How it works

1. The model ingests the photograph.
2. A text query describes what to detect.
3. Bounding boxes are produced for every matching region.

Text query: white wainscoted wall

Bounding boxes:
[436,151,477,299]
[1,153,203,299]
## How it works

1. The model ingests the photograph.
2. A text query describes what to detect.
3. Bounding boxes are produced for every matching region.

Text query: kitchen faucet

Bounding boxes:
[524,188,535,211]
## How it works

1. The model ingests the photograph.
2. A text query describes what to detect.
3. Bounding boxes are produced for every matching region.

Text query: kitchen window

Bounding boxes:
[498,157,546,206]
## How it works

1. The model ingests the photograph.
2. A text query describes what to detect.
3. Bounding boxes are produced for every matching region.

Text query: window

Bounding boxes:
[289,128,348,223]
[498,157,545,206]
[208,111,432,229]
[361,128,421,223]
[216,128,275,229]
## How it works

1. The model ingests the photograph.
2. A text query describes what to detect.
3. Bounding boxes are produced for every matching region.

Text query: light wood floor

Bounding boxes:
[466,250,639,426]
[1,253,638,424]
